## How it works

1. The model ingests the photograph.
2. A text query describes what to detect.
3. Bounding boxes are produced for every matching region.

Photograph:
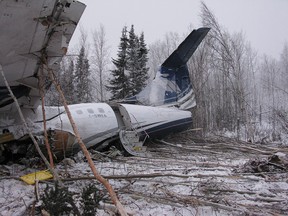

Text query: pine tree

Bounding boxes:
[107,25,149,100]
[135,32,149,93]
[127,26,149,96]
[126,25,140,96]
[106,26,129,100]
[74,46,92,103]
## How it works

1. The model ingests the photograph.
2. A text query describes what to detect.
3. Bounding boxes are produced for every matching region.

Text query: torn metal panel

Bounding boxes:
[48,129,77,156]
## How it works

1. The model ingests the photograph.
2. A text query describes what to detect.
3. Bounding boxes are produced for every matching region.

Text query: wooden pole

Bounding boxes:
[46,66,128,216]
[38,66,54,168]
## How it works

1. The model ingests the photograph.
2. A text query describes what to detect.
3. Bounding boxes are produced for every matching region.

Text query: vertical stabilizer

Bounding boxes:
[162,28,210,68]
[125,28,210,109]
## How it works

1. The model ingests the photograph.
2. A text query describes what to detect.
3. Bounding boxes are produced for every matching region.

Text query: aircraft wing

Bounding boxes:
[0,0,86,110]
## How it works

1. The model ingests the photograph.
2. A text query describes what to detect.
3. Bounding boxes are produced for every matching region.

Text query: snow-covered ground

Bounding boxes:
[1,132,288,215]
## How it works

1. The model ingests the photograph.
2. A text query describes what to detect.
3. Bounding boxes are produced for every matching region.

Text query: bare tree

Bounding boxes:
[255,43,288,142]
[196,2,260,138]
[279,43,288,93]
[188,36,211,131]
[260,55,281,136]
[78,25,90,56]
[148,32,180,79]
[91,24,110,101]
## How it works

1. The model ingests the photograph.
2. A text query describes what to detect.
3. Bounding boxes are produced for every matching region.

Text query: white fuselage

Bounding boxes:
[1,103,192,151]
[43,103,192,144]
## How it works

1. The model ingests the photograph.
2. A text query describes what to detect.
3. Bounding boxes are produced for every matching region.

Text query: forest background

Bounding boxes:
[45,3,288,145]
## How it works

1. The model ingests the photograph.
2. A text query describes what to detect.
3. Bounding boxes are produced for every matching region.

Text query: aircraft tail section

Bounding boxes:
[125,28,210,110]
[162,28,210,68]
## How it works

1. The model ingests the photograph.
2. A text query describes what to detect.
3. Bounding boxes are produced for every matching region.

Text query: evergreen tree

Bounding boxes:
[135,32,149,93]
[106,26,129,100]
[74,46,92,103]
[127,25,140,96]
[127,26,149,96]
[107,25,149,100]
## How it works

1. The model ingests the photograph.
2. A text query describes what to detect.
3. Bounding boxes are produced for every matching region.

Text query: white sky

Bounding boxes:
[70,0,288,59]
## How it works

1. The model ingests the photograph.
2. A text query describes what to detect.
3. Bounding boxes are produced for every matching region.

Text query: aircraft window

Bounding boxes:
[87,108,94,114]
[76,110,83,115]
[98,108,105,113]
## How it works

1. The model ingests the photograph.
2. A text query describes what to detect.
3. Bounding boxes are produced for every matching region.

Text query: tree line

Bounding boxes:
[45,2,288,143]
[188,2,288,142]
[46,24,149,104]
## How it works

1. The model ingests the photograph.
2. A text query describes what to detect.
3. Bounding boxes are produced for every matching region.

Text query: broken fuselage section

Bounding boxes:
[0,103,192,162]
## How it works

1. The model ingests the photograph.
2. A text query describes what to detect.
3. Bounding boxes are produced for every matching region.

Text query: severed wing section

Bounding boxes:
[0,0,86,110]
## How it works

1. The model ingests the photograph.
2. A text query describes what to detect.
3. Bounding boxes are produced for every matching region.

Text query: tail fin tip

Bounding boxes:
[162,27,210,69]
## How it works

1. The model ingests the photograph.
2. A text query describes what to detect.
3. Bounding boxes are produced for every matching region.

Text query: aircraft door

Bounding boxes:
[118,105,133,130]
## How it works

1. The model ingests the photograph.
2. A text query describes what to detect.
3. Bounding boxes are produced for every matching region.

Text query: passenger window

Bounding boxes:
[87,108,94,114]
[98,108,105,113]
[76,110,83,115]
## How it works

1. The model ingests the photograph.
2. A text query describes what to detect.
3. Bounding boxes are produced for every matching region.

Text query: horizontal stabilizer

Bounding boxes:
[162,28,210,68]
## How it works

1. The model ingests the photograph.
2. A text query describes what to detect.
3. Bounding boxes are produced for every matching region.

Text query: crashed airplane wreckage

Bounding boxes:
[0,0,210,163]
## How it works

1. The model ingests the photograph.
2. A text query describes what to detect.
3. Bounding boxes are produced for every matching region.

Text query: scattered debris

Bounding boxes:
[20,170,53,185]
[1,134,288,215]
[235,152,288,173]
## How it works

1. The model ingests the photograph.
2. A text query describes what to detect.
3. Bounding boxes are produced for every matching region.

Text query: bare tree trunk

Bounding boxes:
[200,2,257,134]
[92,24,110,102]
[38,66,54,168]
[0,64,61,183]
[46,66,128,216]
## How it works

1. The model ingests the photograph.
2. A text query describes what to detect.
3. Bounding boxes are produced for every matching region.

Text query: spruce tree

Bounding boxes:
[107,25,149,100]
[127,26,149,96]
[127,25,140,96]
[74,46,92,103]
[135,32,149,93]
[106,26,129,100]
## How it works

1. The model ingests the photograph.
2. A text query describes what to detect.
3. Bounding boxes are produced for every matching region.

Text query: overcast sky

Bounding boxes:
[70,0,288,59]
